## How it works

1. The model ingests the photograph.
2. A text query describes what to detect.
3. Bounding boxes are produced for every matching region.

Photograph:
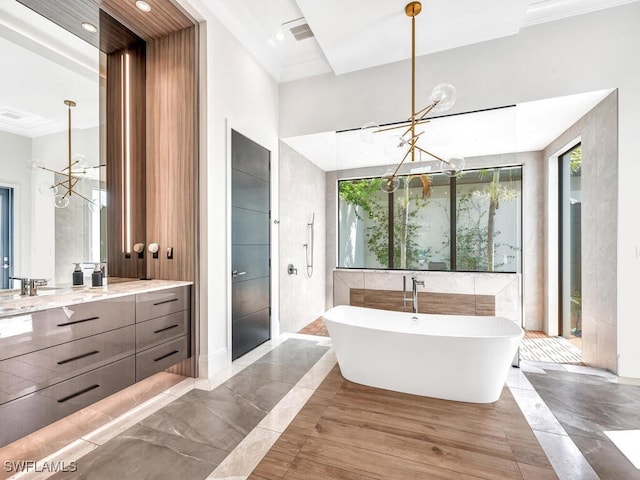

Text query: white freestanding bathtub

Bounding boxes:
[323,305,523,404]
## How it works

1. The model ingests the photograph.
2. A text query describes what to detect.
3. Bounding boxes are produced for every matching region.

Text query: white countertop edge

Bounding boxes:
[0,280,193,318]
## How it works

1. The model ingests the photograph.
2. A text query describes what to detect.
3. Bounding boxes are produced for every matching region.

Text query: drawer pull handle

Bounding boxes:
[154,350,179,362]
[57,384,100,403]
[153,298,179,306]
[57,350,100,365]
[154,324,179,334]
[57,316,100,327]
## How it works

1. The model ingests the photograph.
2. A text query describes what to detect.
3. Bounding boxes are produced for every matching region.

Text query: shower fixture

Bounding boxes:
[303,213,315,278]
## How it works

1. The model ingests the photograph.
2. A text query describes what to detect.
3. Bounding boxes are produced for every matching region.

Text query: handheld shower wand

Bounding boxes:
[303,213,315,278]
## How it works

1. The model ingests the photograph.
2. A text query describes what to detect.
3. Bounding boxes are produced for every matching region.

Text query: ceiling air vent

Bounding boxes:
[289,23,314,41]
[0,110,23,120]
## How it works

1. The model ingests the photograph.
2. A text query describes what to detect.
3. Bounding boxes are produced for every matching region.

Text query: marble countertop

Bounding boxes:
[0,279,193,318]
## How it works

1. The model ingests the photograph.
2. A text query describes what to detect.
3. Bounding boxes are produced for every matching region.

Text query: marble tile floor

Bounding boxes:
[5,334,333,480]
[524,365,640,480]
[0,371,190,480]
[7,335,636,480]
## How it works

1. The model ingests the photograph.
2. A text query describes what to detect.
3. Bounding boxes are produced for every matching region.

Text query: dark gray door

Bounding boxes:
[231,130,271,360]
[0,187,13,289]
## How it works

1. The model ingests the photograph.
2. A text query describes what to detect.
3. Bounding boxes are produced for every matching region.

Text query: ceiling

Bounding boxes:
[0,0,100,137]
[204,0,639,83]
[281,89,612,172]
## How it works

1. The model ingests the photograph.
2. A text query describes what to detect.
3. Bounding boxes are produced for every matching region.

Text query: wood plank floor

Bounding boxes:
[249,365,557,480]
[297,317,329,337]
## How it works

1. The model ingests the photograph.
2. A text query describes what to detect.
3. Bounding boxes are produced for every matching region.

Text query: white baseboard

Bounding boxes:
[198,347,229,379]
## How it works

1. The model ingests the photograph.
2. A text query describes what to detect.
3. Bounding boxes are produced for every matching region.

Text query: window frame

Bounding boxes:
[336,163,524,274]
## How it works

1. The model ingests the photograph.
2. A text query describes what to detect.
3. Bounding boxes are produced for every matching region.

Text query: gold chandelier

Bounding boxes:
[361,1,465,193]
[34,100,99,208]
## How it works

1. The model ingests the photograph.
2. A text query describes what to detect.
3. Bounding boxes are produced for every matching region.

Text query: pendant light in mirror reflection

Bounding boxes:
[29,100,104,209]
[360,2,465,193]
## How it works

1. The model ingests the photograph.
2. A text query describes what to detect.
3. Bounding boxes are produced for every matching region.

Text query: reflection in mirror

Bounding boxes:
[0,0,103,288]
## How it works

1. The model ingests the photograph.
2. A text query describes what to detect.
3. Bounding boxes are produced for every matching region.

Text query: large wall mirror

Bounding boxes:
[0,0,144,291]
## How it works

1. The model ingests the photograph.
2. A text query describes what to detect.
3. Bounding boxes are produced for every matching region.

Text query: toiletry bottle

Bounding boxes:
[92,263,103,287]
[73,263,84,286]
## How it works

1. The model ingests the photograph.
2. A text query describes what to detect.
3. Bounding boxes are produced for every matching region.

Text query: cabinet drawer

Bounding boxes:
[0,296,135,361]
[0,325,135,405]
[0,356,135,448]
[135,336,188,381]
[136,310,189,352]
[135,286,190,322]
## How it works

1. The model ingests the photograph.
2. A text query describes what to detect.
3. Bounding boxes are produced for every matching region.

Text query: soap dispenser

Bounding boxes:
[91,263,103,287]
[72,263,84,286]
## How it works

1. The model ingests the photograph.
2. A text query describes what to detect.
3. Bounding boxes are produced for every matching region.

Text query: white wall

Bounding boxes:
[278,142,326,333]
[175,0,280,378]
[283,4,640,378]
[0,130,32,280]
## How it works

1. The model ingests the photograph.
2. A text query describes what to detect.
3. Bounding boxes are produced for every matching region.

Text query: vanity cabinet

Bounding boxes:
[0,356,135,447]
[0,325,135,405]
[134,286,190,381]
[0,283,192,447]
[0,296,135,361]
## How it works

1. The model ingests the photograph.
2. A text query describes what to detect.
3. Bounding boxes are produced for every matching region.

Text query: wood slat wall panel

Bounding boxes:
[106,44,147,280]
[347,288,496,316]
[94,0,194,41]
[145,26,196,282]
[475,295,496,316]
[363,289,406,312]
[418,292,476,315]
[349,289,365,307]
[16,0,100,48]
[146,27,198,377]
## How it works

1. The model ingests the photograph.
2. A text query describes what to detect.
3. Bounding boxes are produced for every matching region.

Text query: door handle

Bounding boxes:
[231,270,247,277]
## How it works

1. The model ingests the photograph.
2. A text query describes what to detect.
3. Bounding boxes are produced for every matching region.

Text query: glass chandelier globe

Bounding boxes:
[429,83,457,113]
[54,195,70,209]
[380,170,400,193]
[360,122,380,144]
[441,157,466,178]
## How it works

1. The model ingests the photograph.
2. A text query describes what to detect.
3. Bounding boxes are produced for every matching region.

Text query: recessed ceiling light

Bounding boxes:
[275,29,285,41]
[81,22,98,33]
[135,0,151,12]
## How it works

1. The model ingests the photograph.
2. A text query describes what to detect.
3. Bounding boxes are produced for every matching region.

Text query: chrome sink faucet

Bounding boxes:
[403,275,425,313]
[29,278,48,296]
[10,277,48,296]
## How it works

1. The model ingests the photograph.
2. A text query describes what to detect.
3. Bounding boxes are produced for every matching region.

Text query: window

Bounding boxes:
[338,166,522,272]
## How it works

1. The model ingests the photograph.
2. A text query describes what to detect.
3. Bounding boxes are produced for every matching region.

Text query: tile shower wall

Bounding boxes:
[326,151,544,330]
[543,91,618,372]
[278,142,326,332]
